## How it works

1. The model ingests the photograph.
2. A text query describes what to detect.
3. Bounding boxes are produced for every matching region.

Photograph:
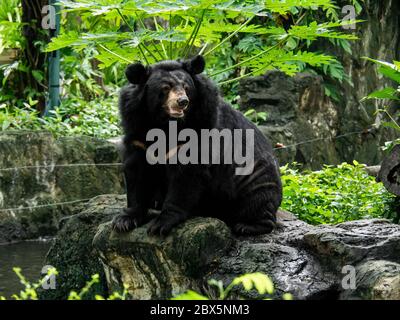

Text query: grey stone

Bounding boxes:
[0,131,125,243]
[303,219,400,271]
[341,260,400,300]
[239,71,340,170]
[44,195,400,300]
[365,166,381,178]
[94,216,232,299]
[39,195,126,300]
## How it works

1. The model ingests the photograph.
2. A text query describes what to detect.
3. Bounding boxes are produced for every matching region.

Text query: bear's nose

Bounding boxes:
[177,97,189,108]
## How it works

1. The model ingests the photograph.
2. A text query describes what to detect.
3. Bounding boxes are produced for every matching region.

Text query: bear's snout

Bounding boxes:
[164,88,190,118]
[177,96,189,108]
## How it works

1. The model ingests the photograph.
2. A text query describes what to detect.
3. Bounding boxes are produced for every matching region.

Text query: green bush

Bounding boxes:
[281,162,398,225]
[0,95,121,139]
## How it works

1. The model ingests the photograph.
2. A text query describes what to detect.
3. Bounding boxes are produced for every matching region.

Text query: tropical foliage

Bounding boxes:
[46,0,359,88]
[0,0,22,53]
[0,0,363,133]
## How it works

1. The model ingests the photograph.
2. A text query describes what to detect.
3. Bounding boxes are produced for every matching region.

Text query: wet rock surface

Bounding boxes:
[39,195,125,300]
[44,195,400,300]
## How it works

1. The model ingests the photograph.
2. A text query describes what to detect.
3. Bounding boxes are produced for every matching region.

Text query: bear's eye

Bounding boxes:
[183,84,190,91]
[161,84,171,92]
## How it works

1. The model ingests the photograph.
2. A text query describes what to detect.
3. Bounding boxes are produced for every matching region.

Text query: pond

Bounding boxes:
[0,240,53,299]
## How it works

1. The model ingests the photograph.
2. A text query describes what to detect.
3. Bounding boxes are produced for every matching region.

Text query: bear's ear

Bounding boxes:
[125,63,149,85]
[184,55,205,75]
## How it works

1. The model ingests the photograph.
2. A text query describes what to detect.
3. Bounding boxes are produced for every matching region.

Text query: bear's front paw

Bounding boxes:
[147,210,184,237]
[233,218,275,236]
[112,208,146,232]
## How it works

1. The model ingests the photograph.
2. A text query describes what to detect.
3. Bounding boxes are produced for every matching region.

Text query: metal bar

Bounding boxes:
[45,0,61,116]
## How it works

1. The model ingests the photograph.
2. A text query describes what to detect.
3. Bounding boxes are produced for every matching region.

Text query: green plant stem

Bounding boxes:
[169,11,173,59]
[203,16,254,57]
[98,44,132,63]
[181,9,206,58]
[295,10,307,25]
[180,17,195,57]
[210,35,289,78]
[384,107,400,130]
[153,17,168,59]
[217,64,268,86]
[198,42,208,55]
[134,12,164,61]
[115,8,149,64]
[185,9,206,58]
[140,42,160,61]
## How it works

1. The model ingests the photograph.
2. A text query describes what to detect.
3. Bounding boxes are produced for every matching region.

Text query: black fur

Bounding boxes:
[113,56,282,236]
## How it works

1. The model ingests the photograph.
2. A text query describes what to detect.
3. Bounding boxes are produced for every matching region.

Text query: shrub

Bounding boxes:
[0,95,121,139]
[281,162,398,225]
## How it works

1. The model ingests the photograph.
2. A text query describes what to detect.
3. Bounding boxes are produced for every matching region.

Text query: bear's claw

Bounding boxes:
[147,211,181,237]
[147,217,174,236]
[112,213,137,232]
[233,219,275,236]
[112,208,148,232]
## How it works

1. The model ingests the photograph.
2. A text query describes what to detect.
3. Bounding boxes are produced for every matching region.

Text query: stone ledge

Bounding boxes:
[42,194,400,300]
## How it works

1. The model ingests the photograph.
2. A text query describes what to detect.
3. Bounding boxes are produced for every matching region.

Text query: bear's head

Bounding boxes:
[125,55,205,120]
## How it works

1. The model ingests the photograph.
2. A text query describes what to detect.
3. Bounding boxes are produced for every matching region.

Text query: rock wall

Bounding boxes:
[0,131,124,243]
[334,0,400,164]
[43,195,400,300]
[239,0,400,169]
[239,72,340,169]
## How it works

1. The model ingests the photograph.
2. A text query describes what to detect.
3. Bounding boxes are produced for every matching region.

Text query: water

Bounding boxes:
[0,240,52,298]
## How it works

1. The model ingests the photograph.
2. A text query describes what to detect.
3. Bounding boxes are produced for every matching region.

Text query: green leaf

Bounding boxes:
[45,31,80,51]
[382,121,400,131]
[32,70,44,82]
[363,57,400,83]
[378,66,400,84]
[232,273,274,295]
[265,0,335,14]
[363,87,399,101]
[42,0,360,87]
[171,290,209,300]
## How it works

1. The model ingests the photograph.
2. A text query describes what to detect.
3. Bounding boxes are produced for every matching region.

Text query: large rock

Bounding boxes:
[239,71,340,169]
[44,195,400,300]
[39,195,125,300]
[340,260,400,300]
[0,131,124,243]
[94,217,232,299]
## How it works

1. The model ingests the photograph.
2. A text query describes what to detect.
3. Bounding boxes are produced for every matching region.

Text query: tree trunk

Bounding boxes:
[21,0,48,114]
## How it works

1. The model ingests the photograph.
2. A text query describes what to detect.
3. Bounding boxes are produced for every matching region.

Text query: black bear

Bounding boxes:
[112,55,282,236]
